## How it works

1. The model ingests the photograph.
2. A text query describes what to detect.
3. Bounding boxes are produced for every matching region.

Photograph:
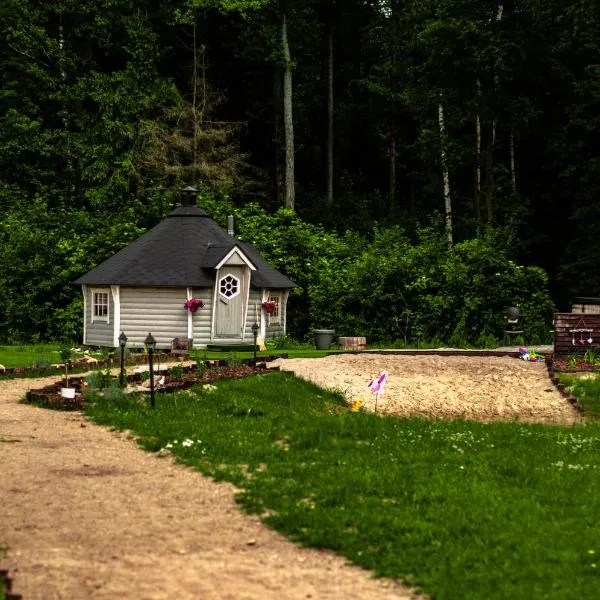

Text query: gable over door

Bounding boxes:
[214,266,246,338]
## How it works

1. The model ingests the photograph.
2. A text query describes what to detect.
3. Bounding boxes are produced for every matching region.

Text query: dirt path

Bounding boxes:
[272,354,580,424]
[0,375,417,600]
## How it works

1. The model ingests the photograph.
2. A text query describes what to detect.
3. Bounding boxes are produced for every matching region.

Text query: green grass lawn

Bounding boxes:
[558,372,600,419]
[84,372,600,600]
[0,344,62,368]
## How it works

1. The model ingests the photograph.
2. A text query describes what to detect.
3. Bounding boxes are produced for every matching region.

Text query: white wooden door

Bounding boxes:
[215,267,244,338]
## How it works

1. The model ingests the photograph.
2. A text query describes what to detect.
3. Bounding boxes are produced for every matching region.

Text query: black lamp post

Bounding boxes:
[118,331,128,388]
[145,332,157,408]
[252,321,259,370]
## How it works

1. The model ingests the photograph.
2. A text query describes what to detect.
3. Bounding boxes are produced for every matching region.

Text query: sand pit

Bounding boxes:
[272,353,580,425]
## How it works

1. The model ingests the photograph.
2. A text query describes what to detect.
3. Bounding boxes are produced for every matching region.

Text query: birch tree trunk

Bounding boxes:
[438,96,453,244]
[484,3,504,224]
[280,0,295,210]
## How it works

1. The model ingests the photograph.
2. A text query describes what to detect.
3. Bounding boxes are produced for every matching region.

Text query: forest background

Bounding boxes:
[0,0,598,347]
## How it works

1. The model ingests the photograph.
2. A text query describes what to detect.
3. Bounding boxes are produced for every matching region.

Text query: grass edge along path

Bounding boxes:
[84,372,600,600]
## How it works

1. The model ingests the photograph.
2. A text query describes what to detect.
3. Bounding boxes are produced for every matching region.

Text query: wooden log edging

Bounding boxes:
[546,355,584,415]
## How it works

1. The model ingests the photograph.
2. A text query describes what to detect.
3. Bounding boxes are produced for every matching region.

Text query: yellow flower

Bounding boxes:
[351,398,366,412]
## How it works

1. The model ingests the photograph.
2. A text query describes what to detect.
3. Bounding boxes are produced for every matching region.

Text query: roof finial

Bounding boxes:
[180,186,197,207]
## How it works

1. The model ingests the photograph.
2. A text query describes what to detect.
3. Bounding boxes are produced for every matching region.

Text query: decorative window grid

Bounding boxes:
[268,294,281,323]
[92,289,110,322]
[219,274,240,299]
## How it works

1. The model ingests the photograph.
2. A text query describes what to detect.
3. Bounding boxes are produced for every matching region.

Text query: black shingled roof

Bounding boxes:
[74,205,297,289]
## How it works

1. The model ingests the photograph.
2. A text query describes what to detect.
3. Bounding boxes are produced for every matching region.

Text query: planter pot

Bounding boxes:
[60,387,76,399]
[314,329,335,351]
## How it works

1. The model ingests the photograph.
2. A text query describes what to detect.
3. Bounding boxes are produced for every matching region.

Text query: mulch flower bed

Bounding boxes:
[550,354,600,373]
[24,356,285,411]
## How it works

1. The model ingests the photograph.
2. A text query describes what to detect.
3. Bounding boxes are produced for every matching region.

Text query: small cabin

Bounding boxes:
[74,187,296,349]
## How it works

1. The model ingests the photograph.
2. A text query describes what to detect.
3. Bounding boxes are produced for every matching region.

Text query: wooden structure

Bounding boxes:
[75,187,296,349]
[553,312,600,354]
[571,297,600,314]
[338,336,367,351]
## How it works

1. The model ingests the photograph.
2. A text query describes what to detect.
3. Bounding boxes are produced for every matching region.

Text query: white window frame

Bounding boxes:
[267,293,281,325]
[219,273,241,300]
[91,288,110,323]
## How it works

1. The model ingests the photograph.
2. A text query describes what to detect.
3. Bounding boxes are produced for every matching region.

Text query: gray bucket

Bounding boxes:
[314,329,335,350]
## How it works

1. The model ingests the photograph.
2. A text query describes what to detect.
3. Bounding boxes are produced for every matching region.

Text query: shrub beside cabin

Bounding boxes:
[74,188,296,349]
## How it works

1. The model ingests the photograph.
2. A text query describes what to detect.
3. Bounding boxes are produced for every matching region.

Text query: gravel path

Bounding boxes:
[0,375,417,600]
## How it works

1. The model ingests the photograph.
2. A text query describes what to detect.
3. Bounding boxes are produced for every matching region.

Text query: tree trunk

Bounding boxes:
[326,16,334,207]
[510,130,517,193]
[475,113,481,222]
[280,0,295,210]
[484,3,504,224]
[389,117,396,210]
[484,122,495,223]
[192,24,198,185]
[438,97,452,244]
[273,66,284,206]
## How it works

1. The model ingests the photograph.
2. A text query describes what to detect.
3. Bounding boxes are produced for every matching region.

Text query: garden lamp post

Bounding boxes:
[118,331,128,388]
[145,332,157,408]
[252,321,259,370]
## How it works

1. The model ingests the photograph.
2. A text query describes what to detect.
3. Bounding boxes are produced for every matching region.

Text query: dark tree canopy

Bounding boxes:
[0,0,598,342]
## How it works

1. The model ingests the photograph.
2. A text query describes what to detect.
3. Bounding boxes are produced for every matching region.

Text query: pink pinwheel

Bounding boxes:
[367,371,389,395]
[367,371,389,413]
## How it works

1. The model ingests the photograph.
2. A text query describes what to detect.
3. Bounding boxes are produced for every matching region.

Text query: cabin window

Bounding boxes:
[219,273,240,299]
[268,294,281,324]
[91,289,110,323]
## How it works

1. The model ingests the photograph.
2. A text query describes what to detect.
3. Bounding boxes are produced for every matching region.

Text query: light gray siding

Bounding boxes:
[191,288,213,347]
[85,287,115,347]
[244,289,264,340]
[120,287,189,349]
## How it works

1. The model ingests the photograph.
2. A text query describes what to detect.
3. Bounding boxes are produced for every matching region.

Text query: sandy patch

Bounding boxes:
[272,354,580,425]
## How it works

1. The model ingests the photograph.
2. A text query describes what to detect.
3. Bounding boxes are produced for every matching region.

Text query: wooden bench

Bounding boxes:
[171,337,193,355]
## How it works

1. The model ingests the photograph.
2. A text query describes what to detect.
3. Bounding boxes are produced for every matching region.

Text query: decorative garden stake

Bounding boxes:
[145,332,157,408]
[367,371,389,413]
[252,321,259,370]
[119,331,128,387]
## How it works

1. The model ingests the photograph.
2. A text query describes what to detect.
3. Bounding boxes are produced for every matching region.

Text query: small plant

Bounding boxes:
[102,383,129,406]
[584,348,598,366]
[170,364,185,381]
[225,352,241,369]
[85,370,111,392]
[568,352,579,368]
[139,370,151,382]
[30,358,52,369]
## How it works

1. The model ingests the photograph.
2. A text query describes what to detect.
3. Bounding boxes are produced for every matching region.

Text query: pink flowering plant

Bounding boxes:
[184,298,205,313]
[262,300,276,315]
